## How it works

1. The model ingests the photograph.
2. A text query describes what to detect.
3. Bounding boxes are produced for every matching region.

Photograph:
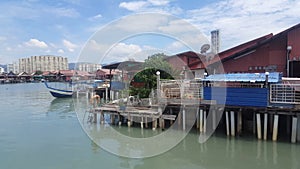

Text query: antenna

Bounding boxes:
[201,44,210,54]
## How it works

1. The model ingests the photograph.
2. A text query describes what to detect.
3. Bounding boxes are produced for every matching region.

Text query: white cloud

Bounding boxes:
[63,39,77,52]
[24,38,48,48]
[148,0,169,6]
[88,14,102,21]
[112,43,142,54]
[119,1,148,11]
[57,49,64,54]
[80,40,146,63]
[186,0,300,51]
[6,47,12,51]
[166,41,184,51]
[118,0,178,14]
[46,7,80,18]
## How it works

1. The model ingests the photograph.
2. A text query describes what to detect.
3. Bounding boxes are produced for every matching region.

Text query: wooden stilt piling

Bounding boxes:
[230,111,235,137]
[272,114,279,141]
[256,113,262,140]
[225,111,230,136]
[291,116,297,143]
[237,110,242,135]
[263,113,268,140]
[297,115,300,142]
[203,110,207,133]
[183,107,186,131]
[212,108,216,130]
[200,109,203,133]
[253,112,256,135]
[196,107,200,129]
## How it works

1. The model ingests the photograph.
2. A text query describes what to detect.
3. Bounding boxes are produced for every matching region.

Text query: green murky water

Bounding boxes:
[0,83,299,169]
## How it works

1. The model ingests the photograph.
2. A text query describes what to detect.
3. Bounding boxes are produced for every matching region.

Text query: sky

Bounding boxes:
[1,0,300,65]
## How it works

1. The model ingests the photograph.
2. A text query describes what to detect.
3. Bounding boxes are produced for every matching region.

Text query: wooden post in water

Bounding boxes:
[230,111,235,137]
[105,87,108,101]
[212,108,216,130]
[199,109,203,133]
[170,108,173,126]
[93,112,97,123]
[203,110,207,133]
[100,111,104,124]
[196,107,200,129]
[225,111,230,136]
[291,116,297,143]
[158,106,163,129]
[286,115,291,136]
[162,117,165,130]
[111,91,114,101]
[177,111,182,129]
[297,115,300,142]
[118,114,122,126]
[182,106,186,131]
[269,114,273,134]
[110,114,114,124]
[256,113,262,140]
[145,116,148,128]
[141,116,144,129]
[253,112,256,135]
[263,113,268,140]
[237,110,242,136]
[153,118,157,130]
[127,113,131,127]
[272,114,279,141]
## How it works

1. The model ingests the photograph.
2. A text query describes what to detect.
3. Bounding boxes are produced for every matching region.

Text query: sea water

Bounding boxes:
[0,83,299,169]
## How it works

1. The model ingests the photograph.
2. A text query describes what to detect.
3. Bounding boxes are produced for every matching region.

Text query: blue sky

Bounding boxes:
[1,0,300,64]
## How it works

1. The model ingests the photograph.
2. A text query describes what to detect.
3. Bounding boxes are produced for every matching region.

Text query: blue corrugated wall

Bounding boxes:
[203,87,268,107]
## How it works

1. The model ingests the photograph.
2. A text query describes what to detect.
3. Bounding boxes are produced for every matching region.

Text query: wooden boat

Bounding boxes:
[44,82,73,98]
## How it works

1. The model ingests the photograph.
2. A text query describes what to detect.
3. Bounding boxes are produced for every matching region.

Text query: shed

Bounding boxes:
[202,72,282,107]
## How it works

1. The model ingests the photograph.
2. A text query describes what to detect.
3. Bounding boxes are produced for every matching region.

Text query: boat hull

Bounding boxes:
[45,82,73,98]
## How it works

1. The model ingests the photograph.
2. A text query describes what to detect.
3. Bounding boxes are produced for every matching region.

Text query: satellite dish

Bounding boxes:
[201,44,210,54]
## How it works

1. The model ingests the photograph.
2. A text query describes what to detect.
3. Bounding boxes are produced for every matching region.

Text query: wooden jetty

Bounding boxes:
[86,72,300,144]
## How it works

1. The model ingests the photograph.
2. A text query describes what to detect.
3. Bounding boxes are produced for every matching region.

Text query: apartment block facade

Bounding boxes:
[19,55,68,73]
[76,62,101,72]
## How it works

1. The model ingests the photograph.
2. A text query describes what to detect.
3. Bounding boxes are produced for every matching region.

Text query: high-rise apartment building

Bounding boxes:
[7,61,19,74]
[76,62,101,72]
[211,29,220,54]
[19,55,68,73]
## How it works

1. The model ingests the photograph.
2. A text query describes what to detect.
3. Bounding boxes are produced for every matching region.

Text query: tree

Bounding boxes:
[144,53,179,78]
[129,53,178,98]
[35,70,43,75]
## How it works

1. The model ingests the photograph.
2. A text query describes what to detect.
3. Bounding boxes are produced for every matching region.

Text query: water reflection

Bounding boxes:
[48,98,75,118]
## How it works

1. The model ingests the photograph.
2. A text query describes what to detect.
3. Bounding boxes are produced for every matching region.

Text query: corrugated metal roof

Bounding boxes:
[203,72,282,83]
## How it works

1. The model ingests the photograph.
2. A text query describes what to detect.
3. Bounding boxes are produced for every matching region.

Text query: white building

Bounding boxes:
[19,55,68,73]
[76,62,101,72]
[7,61,19,74]
[211,29,220,54]
[0,67,4,74]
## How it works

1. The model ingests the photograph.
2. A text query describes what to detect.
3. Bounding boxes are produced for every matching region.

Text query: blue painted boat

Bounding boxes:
[44,82,73,98]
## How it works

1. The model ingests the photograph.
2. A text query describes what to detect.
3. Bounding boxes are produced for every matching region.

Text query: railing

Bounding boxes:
[270,84,300,104]
[160,80,202,99]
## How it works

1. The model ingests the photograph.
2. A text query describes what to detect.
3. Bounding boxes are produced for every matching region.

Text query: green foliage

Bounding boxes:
[35,70,43,75]
[144,53,180,77]
[129,53,178,98]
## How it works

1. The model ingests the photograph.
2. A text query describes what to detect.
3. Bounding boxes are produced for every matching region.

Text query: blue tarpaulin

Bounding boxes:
[203,72,282,83]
